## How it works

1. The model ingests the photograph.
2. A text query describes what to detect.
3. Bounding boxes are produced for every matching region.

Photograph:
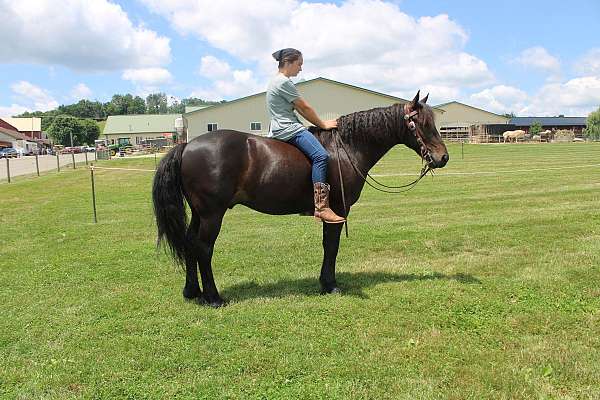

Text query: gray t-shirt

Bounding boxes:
[266,73,305,141]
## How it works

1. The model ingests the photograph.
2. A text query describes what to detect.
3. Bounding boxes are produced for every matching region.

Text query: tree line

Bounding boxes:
[15,93,225,146]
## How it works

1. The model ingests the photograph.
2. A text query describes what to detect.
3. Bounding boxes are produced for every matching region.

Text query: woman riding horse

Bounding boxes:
[267,48,345,224]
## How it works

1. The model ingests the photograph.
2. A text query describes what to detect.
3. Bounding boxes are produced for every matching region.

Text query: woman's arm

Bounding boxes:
[293,97,337,130]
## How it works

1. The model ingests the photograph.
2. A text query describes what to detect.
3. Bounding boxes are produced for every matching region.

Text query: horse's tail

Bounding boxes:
[152,143,189,265]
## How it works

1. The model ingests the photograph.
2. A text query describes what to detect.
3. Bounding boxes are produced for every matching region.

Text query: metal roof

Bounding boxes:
[103,114,182,135]
[1,117,41,131]
[184,77,410,116]
[433,101,507,119]
[509,116,587,126]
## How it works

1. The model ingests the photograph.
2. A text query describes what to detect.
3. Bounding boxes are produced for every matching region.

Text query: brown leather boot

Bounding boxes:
[313,182,346,224]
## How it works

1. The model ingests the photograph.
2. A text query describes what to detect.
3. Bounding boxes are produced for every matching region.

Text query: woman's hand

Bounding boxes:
[321,119,338,130]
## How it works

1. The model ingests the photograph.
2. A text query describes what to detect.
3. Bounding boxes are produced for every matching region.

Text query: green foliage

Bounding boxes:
[57,99,106,119]
[529,121,543,136]
[146,92,168,114]
[46,115,99,146]
[503,112,516,118]
[583,106,600,140]
[105,94,146,115]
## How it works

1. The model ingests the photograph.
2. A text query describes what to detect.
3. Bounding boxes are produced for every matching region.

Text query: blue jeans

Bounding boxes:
[288,129,328,183]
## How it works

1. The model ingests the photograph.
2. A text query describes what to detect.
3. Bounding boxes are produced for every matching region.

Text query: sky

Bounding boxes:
[1,0,599,117]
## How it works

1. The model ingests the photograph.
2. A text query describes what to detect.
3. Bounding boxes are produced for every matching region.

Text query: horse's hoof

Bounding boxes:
[198,295,226,308]
[321,286,342,295]
[182,286,201,299]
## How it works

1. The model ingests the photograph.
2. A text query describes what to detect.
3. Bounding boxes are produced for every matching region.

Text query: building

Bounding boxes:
[102,114,184,145]
[0,117,42,139]
[509,116,587,136]
[433,101,510,142]
[0,126,39,153]
[184,77,444,140]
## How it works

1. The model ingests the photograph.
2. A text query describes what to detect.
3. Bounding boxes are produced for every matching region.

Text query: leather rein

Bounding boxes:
[332,103,435,237]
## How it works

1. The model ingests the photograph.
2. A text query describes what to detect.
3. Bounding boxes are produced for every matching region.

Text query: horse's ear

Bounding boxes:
[421,93,429,104]
[411,90,420,109]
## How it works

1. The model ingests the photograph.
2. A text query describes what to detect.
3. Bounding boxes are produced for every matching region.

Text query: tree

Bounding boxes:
[583,106,600,140]
[47,115,81,146]
[46,115,99,146]
[105,94,145,115]
[80,119,100,144]
[530,120,543,136]
[503,112,516,118]
[146,93,168,114]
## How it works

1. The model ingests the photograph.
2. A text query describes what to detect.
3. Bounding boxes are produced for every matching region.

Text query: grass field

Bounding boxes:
[1,143,599,399]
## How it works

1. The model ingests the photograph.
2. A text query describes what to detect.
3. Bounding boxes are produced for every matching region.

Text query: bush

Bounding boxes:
[583,107,600,140]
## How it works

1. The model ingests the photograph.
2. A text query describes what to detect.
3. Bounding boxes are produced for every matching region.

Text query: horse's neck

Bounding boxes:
[342,125,404,173]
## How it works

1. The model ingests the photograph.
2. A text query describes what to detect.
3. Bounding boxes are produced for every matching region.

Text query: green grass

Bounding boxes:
[1,143,599,399]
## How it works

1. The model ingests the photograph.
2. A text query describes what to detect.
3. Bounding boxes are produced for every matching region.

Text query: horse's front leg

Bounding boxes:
[320,222,344,294]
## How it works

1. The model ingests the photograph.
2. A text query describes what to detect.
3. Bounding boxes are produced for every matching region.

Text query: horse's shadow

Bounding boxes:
[220,271,481,303]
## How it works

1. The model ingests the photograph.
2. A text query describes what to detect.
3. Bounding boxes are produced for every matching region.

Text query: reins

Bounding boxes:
[330,103,434,237]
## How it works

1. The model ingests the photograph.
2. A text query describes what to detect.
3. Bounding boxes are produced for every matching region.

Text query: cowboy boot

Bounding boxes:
[313,182,346,224]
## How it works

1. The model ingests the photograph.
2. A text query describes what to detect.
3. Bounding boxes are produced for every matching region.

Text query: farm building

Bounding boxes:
[184,77,445,140]
[433,101,510,142]
[509,116,587,137]
[0,117,43,139]
[0,126,39,153]
[102,114,184,145]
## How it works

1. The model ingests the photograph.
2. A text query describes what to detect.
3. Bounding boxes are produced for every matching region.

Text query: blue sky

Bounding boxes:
[1,0,599,117]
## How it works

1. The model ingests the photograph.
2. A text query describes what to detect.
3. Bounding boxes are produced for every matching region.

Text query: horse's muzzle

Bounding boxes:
[431,153,449,169]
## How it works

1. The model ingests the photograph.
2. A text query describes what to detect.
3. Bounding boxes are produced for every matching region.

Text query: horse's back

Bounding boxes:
[181,130,313,214]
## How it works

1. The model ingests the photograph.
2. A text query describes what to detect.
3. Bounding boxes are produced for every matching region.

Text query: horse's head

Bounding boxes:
[402,91,449,169]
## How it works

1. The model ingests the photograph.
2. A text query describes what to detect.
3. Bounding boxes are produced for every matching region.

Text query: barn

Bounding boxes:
[509,116,588,137]
[433,101,510,142]
[184,77,445,141]
[102,114,184,145]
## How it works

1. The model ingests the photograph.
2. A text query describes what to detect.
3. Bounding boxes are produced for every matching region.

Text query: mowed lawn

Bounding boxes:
[1,143,599,399]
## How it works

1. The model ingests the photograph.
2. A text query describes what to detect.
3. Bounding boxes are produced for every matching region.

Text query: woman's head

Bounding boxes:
[273,48,303,76]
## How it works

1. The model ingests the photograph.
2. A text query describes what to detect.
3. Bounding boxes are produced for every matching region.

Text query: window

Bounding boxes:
[250,122,262,131]
[207,123,218,132]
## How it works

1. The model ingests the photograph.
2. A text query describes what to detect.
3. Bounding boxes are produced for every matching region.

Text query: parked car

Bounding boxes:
[0,147,18,158]
[85,146,96,152]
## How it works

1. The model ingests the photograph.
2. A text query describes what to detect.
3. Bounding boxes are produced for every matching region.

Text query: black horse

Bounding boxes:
[153,91,448,307]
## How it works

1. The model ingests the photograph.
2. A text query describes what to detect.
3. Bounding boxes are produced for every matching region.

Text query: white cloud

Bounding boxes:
[122,68,173,85]
[521,76,600,116]
[469,85,528,115]
[0,104,30,117]
[515,46,561,77]
[0,0,171,71]
[199,56,232,79]
[141,0,494,98]
[11,81,59,111]
[191,57,263,100]
[576,48,600,76]
[469,77,600,117]
[70,83,92,100]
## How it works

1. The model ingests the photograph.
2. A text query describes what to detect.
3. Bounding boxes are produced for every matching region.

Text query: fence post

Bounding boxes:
[461,141,464,160]
[5,158,10,183]
[72,152,76,169]
[35,154,40,176]
[85,151,88,165]
[154,152,157,169]
[56,154,60,172]
[90,164,97,223]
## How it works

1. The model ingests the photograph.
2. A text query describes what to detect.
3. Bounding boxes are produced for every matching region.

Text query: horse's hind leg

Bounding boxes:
[183,214,201,299]
[196,211,226,307]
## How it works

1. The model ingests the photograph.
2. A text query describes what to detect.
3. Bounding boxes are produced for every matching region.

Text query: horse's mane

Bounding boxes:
[311,102,436,147]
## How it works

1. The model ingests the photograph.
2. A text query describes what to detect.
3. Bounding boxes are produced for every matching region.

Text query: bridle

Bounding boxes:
[403,103,435,167]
